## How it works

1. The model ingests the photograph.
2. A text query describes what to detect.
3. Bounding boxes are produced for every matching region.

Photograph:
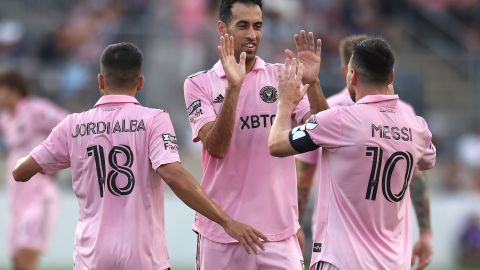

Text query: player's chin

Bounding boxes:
[244,51,256,62]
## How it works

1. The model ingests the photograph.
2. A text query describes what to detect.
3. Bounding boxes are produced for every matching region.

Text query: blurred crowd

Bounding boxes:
[409,0,480,50]
[0,0,479,206]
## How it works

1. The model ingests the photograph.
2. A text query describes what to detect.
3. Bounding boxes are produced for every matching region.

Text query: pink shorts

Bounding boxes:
[9,193,58,256]
[196,234,304,270]
[310,261,340,270]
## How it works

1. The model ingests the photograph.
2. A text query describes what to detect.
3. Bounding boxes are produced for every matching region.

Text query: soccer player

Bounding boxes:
[183,0,326,268]
[13,42,266,270]
[295,35,434,270]
[269,38,436,270]
[0,70,67,270]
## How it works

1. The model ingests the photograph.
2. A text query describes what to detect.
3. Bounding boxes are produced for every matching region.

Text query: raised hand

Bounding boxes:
[277,58,310,108]
[223,218,268,254]
[285,30,322,84]
[218,33,246,89]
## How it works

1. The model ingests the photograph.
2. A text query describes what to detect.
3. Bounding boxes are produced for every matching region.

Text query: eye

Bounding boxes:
[237,22,247,29]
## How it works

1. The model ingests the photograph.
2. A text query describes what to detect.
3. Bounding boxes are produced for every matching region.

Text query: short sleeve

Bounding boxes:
[149,111,181,171]
[295,149,319,165]
[184,78,217,142]
[31,115,71,173]
[417,118,436,171]
[307,109,343,149]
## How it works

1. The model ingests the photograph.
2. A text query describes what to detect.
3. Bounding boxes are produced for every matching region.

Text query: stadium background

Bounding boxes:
[1,0,480,269]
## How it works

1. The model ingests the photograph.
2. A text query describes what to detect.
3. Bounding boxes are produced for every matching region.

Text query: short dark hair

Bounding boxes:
[219,0,263,23]
[100,42,143,90]
[350,38,395,85]
[339,34,369,68]
[0,70,30,97]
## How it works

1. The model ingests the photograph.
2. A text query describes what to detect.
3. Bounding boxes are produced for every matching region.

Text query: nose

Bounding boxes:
[246,26,255,40]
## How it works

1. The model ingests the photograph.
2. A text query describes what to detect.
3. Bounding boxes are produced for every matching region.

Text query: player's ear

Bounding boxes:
[341,66,348,79]
[388,71,394,86]
[217,20,227,36]
[350,69,358,86]
[136,75,145,92]
[98,74,106,93]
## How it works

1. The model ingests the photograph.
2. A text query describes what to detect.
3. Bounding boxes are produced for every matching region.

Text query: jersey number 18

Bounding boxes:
[87,144,135,197]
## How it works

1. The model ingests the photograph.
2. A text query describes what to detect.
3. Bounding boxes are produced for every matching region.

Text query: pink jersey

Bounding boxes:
[298,94,436,269]
[30,95,180,270]
[184,57,311,243]
[1,97,67,202]
[0,97,67,254]
[296,88,416,165]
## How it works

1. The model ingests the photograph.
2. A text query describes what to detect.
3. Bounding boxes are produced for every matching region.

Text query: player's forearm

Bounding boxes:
[410,172,431,232]
[269,103,295,157]
[12,155,43,182]
[296,160,316,223]
[165,167,230,228]
[203,86,241,158]
[305,79,329,114]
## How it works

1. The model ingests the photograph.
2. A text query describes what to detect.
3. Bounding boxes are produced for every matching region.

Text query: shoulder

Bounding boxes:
[184,69,217,93]
[187,70,209,79]
[398,99,416,115]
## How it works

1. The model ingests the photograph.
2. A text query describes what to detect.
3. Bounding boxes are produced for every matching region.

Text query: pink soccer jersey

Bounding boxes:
[30,95,180,270]
[184,57,311,243]
[296,88,415,165]
[295,94,436,269]
[0,97,67,255]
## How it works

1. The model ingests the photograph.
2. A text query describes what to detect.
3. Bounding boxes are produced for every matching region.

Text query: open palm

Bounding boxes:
[218,34,246,88]
[286,30,322,84]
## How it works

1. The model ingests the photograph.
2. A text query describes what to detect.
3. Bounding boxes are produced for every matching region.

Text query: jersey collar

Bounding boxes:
[94,95,140,108]
[213,56,266,78]
[356,94,399,105]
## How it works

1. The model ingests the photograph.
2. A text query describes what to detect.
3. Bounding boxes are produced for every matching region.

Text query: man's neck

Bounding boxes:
[245,57,257,73]
[355,85,389,102]
[103,89,137,97]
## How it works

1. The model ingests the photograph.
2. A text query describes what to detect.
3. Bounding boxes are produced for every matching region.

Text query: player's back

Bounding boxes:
[309,94,435,269]
[60,96,174,270]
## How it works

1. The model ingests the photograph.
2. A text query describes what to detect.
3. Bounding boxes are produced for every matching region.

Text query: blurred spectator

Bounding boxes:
[442,161,464,193]
[457,123,480,193]
[459,214,480,267]
[0,20,25,68]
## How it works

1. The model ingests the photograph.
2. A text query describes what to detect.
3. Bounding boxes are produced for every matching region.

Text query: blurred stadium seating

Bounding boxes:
[1,0,480,269]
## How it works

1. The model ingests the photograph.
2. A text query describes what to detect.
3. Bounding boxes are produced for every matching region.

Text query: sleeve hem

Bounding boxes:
[192,116,217,142]
[152,157,181,171]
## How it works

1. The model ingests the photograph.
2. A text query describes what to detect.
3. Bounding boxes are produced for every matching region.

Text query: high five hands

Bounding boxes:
[277,58,310,109]
[218,33,246,89]
[286,30,322,84]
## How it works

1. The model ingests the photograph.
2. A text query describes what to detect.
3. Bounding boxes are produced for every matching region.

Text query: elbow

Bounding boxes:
[12,167,29,182]
[268,141,287,158]
[204,144,226,159]
[208,151,226,159]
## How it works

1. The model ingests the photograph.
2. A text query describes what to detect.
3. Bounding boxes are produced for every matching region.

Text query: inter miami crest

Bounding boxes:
[259,86,277,103]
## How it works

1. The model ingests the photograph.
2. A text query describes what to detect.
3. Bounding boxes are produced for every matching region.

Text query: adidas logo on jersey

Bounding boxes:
[213,94,224,104]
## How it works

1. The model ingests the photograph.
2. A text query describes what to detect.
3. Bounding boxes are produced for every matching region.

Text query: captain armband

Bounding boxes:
[288,125,319,153]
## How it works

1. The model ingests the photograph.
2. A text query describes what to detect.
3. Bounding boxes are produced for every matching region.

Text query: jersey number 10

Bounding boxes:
[365,146,414,202]
[87,145,135,197]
